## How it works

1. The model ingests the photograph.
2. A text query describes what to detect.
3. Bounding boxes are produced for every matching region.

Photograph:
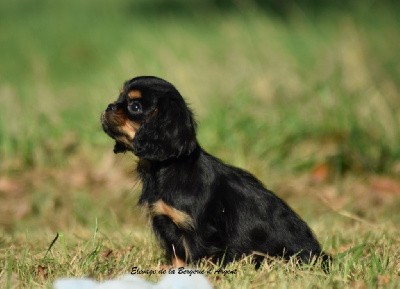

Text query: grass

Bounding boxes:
[1,0,400,288]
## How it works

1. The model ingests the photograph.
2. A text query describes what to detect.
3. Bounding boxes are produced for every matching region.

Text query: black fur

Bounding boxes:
[102,76,329,268]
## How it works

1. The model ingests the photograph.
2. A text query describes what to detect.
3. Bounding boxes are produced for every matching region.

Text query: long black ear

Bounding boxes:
[132,97,197,161]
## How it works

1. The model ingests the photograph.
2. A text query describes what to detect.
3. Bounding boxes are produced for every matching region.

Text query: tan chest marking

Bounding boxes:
[150,200,194,230]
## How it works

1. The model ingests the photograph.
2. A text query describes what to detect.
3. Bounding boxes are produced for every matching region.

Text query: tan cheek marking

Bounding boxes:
[150,200,194,230]
[120,120,140,139]
[128,90,142,99]
[113,118,140,148]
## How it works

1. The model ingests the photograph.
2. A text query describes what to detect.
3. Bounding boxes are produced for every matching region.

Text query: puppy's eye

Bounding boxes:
[128,102,142,113]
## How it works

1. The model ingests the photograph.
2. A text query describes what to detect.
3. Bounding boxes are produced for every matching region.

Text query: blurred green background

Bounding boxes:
[1,0,399,172]
[1,1,400,287]
[1,0,399,173]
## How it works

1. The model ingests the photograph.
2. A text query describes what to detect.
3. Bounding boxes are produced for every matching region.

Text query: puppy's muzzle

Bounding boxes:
[101,102,140,153]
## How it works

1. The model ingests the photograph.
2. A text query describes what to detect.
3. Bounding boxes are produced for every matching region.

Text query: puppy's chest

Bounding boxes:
[146,199,195,230]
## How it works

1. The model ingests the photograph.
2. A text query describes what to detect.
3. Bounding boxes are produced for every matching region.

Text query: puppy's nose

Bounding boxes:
[106,103,117,112]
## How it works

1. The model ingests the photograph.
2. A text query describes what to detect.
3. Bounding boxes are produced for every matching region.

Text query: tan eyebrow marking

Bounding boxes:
[150,200,194,230]
[128,90,142,99]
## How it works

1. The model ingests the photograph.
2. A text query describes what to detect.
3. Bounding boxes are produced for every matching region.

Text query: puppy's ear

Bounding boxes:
[132,97,197,161]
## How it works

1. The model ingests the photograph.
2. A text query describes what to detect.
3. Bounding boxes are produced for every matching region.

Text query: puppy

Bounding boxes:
[101,76,328,268]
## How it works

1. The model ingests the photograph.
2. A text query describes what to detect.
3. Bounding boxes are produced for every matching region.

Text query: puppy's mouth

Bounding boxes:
[101,110,139,153]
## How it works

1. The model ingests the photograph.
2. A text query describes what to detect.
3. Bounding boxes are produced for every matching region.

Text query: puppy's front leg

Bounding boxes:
[171,256,186,268]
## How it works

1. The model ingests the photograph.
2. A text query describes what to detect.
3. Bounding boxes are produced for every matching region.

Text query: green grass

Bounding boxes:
[1,0,400,288]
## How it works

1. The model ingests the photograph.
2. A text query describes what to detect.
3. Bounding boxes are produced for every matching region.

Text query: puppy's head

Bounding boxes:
[101,76,197,161]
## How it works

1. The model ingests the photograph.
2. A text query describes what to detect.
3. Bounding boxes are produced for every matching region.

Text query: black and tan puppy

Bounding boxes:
[101,76,327,268]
